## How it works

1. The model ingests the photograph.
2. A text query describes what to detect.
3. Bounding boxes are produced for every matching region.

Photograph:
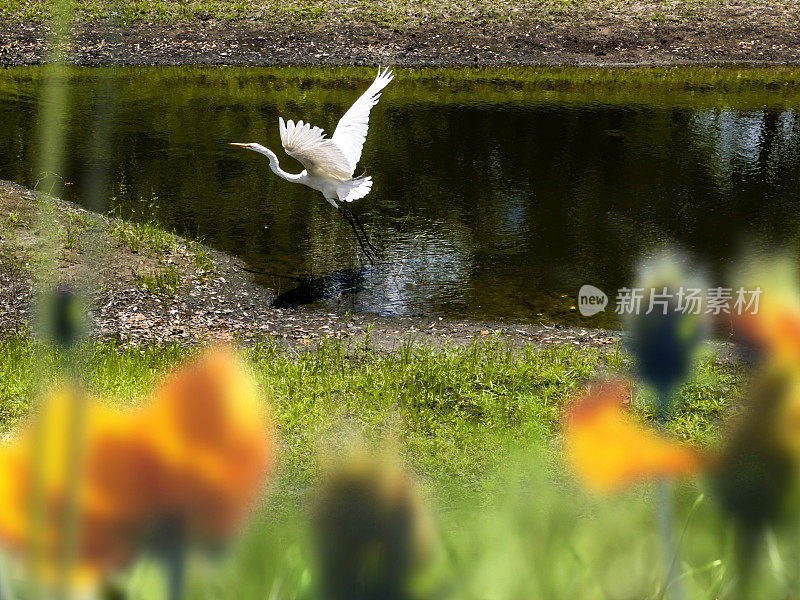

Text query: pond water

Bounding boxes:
[1,66,799,326]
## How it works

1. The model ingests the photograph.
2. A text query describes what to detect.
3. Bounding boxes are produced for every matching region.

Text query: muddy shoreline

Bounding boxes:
[0,180,621,350]
[1,1,799,68]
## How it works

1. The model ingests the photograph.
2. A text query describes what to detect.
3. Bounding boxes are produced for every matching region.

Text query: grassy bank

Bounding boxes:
[0,333,761,598]
[0,333,739,495]
[5,65,799,129]
[3,333,787,598]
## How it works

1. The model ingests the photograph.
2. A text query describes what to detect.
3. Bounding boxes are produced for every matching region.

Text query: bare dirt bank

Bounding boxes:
[1,1,799,67]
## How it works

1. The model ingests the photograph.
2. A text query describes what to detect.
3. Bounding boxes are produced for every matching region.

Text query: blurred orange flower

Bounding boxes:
[732,257,800,365]
[0,347,275,585]
[563,382,704,493]
[736,305,800,365]
[144,349,276,537]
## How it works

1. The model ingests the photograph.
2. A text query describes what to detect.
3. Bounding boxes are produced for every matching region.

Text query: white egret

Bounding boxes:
[231,67,394,264]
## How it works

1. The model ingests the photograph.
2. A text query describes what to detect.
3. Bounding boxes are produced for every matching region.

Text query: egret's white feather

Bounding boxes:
[337,176,373,203]
[279,117,352,181]
[331,67,393,175]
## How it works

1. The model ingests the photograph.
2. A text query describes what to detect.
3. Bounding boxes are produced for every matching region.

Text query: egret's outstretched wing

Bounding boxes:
[331,67,393,175]
[279,117,352,181]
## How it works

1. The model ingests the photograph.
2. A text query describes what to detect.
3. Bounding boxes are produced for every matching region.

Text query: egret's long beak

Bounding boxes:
[229,143,249,147]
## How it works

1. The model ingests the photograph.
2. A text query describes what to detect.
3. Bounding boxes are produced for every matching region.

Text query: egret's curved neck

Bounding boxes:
[250,144,303,182]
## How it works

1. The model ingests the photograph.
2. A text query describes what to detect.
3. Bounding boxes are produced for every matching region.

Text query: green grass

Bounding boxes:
[3,333,797,599]
[4,65,798,121]
[188,241,216,275]
[3,212,20,229]
[0,334,738,494]
[0,0,252,22]
[106,215,145,254]
[133,263,182,296]
[60,211,90,251]
[107,199,180,257]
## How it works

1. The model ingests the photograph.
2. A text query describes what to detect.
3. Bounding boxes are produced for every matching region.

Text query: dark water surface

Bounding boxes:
[1,66,799,326]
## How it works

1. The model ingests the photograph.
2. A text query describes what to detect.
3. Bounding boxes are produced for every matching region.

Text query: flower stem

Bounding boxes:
[0,549,13,600]
[654,388,687,600]
[656,479,686,600]
[153,519,186,600]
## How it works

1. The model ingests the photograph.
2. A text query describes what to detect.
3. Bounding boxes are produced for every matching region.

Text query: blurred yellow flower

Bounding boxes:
[564,382,703,493]
[774,372,800,459]
[0,389,147,582]
[0,347,275,585]
[0,441,31,553]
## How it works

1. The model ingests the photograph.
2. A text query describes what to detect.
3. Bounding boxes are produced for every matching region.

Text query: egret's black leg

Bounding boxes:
[340,204,379,256]
[348,215,375,265]
[354,213,379,256]
[339,208,375,265]
[348,213,376,265]
[350,212,377,265]
[354,209,378,256]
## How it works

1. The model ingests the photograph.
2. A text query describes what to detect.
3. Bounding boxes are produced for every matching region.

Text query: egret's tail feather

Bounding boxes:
[337,176,373,203]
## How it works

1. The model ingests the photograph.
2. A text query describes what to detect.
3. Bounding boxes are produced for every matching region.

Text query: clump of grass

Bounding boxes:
[3,212,21,229]
[61,211,90,250]
[133,264,182,296]
[107,217,141,253]
[131,219,179,255]
[188,241,216,275]
[106,196,179,256]
[108,217,178,256]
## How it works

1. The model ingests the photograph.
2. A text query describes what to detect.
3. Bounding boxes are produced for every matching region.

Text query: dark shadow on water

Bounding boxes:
[272,267,368,308]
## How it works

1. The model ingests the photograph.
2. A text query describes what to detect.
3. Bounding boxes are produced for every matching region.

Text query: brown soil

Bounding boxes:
[0,180,620,350]
[0,1,799,67]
